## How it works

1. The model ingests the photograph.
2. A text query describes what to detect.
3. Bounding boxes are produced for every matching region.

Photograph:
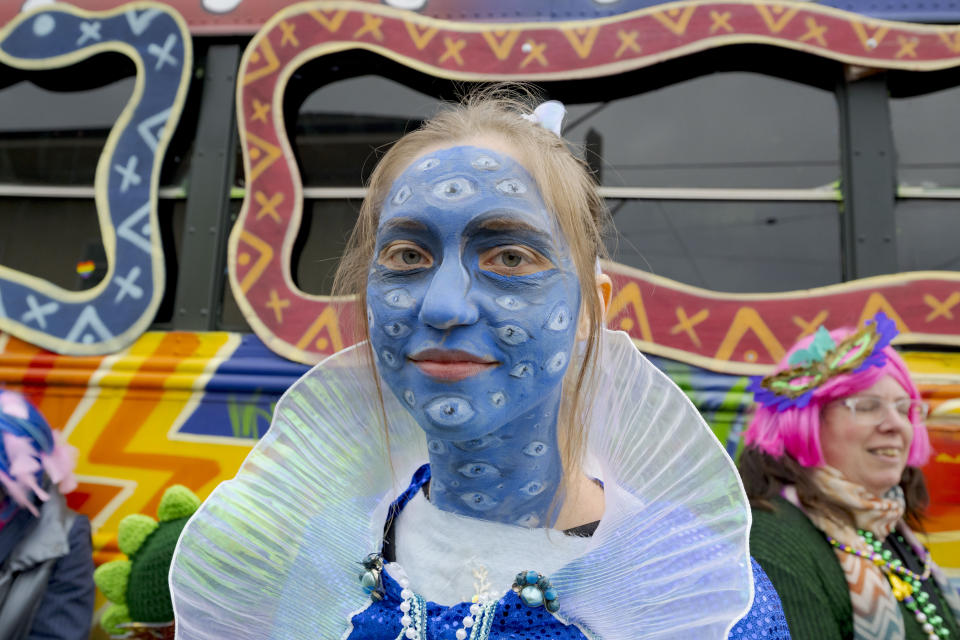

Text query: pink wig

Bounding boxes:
[744,327,931,469]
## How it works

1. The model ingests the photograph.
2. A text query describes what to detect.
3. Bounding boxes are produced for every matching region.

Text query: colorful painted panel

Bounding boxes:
[606,263,960,375]
[229,0,960,365]
[0,329,306,566]
[0,3,190,355]
[2,1,960,36]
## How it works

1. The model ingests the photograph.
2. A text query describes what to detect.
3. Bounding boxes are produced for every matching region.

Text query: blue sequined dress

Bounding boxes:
[347,466,791,640]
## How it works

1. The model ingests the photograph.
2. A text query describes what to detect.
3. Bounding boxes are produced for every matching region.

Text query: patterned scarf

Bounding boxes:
[783,466,960,640]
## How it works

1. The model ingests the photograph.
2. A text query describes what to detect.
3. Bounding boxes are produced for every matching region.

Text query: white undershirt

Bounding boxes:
[392,491,592,606]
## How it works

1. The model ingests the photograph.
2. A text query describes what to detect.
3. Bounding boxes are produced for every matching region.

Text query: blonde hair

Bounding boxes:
[332,85,609,486]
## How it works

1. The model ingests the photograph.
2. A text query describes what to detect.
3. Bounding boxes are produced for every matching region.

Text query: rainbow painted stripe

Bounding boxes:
[75,260,96,278]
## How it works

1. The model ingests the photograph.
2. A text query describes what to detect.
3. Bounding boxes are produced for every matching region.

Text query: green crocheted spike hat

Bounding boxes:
[94,484,201,638]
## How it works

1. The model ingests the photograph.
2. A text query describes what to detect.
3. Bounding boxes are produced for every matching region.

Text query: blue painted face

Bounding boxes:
[366,146,581,444]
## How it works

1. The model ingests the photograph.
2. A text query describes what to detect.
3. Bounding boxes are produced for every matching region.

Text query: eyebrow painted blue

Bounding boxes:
[366,145,581,527]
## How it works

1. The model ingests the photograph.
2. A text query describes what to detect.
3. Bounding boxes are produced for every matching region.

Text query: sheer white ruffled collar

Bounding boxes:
[170,330,754,639]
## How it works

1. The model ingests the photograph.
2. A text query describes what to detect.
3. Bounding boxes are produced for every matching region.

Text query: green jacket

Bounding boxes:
[751,496,960,640]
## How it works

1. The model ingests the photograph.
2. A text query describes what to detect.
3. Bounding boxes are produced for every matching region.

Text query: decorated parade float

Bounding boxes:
[0,0,958,627]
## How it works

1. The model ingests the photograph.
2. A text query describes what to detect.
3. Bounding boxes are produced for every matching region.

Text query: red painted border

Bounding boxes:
[605,264,960,374]
[229,1,960,368]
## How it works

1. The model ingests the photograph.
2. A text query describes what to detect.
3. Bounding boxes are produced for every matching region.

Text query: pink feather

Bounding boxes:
[3,432,39,476]
[3,432,48,502]
[0,392,29,420]
[0,469,38,516]
[41,430,78,494]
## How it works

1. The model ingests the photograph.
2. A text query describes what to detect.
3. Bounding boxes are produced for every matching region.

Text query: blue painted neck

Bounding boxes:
[425,385,564,527]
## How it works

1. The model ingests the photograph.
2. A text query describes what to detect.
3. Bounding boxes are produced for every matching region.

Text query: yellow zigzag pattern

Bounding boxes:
[65,332,251,542]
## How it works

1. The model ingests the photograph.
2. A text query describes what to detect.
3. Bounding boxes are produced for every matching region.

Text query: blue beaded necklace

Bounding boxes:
[360,554,561,640]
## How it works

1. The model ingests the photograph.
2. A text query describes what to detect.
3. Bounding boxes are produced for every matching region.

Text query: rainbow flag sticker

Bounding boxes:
[76,260,96,279]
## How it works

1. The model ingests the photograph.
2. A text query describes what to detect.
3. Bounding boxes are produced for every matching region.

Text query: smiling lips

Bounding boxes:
[409,349,498,382]
[868,446,903,460]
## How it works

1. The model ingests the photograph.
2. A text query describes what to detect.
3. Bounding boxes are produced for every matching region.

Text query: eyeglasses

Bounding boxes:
[833,396,929,426]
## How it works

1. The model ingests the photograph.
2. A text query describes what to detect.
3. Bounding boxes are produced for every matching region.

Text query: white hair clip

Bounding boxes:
[521,100,566,137]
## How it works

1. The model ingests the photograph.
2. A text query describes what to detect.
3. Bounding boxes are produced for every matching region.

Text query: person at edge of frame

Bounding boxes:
[741,313,960,640]
[0,389,94,640]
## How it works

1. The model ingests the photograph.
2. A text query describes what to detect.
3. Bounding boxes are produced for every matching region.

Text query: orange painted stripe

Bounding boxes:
[86,332,221,517]
[0,334,102,425]
[0,335,45,406]
[1,334,42,355]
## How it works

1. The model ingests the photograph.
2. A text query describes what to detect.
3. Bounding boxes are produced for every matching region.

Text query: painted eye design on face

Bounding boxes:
[391,184,412,205]
[547,351,567,373]
[418,157,440,171]
[384,288,417,308]
[522,441,548,457]
[425,397,476,426]
[479,246,553,277]
[509,362,535,379]
[521,480,548,496]
[403,389,416,407]
[546,351,568,375]
[490,391,506,407]
[460,491,500,512]
[453,435,503,451]
[496,324,529,346]
[496,295,527,311]
[496,178,527,195]
[366,306,374,329]
[432,178,476,201]
[545,304,571,331]
[431,478,446,493]
[427,439,446,454]
[515,513,541,527]
[457,462,501,479]
[383,321,411,338]
[379,349,401,369]
[471,155,500,171]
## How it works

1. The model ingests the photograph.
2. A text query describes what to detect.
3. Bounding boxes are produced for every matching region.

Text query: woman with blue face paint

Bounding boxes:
[363,141,601,531]
[171,91,785,639]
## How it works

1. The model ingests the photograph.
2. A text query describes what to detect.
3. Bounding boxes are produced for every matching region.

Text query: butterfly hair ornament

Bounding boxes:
[748,312,899,412]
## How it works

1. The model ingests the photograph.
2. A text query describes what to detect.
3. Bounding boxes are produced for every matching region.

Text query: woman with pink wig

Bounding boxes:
[0,389,94,640]
[740,312,960,640]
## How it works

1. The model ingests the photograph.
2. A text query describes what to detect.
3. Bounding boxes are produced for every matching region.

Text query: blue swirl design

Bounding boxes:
[522,441,548,457]
[0,4,190,354]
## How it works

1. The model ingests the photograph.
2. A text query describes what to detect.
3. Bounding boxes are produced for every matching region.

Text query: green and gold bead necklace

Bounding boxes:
[827,530,949,640]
